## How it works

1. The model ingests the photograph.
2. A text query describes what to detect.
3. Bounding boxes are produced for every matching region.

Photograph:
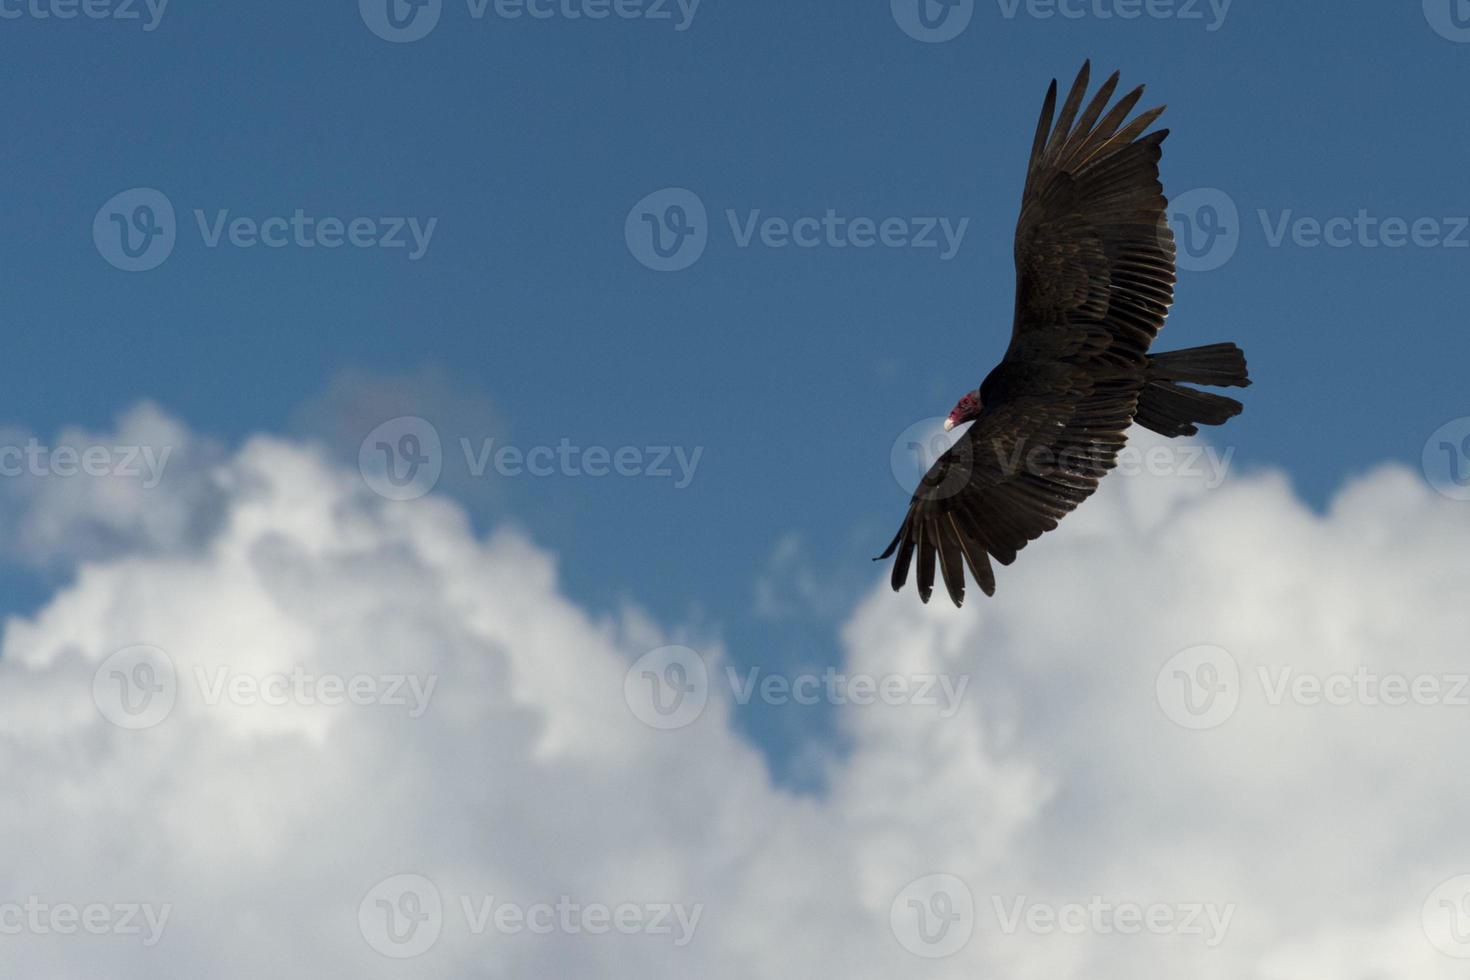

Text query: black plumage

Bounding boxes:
[879,62,1251,607]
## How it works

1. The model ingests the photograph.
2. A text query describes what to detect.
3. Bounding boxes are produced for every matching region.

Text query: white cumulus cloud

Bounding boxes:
[0,410,1467,979]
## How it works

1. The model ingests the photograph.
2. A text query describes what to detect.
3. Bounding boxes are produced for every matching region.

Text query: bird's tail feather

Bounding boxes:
[1134,343,1250,438]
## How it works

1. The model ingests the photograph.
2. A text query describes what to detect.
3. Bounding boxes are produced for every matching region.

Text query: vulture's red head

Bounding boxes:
[944,389,983,432]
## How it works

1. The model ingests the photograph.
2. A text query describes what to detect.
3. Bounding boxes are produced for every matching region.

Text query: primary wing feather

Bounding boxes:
[880,62,1176,606]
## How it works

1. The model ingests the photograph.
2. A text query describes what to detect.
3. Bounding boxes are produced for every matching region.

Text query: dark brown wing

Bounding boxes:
[879,62,1175,606]
[1011,60,1174,365]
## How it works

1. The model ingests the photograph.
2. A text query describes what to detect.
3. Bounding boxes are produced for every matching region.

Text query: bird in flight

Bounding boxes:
[879,62,1250,606]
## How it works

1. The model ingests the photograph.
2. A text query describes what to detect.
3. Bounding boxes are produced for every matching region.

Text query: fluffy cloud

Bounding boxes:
[0,403,226,567]
[0,409,1467,978]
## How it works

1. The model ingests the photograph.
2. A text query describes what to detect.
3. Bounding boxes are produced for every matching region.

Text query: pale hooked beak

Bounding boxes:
[943,418,955,432]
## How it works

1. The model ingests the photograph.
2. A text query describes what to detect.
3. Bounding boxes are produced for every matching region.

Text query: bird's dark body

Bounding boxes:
[880,62,1251,607]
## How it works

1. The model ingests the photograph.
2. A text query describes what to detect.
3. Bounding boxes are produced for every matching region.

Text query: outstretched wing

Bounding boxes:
[1010,59,1175,365]
[880,62,1175,606]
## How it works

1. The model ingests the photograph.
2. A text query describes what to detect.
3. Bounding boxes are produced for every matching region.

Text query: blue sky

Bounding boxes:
[4,0,1470,782]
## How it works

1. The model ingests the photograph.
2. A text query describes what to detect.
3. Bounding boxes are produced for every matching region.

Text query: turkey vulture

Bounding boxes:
[879,62,1250,606]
